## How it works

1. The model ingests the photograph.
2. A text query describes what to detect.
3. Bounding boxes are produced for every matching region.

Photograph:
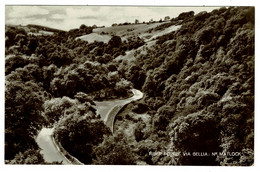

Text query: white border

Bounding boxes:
[1,1,258,172]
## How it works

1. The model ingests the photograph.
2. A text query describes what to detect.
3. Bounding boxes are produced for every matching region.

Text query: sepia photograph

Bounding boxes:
[4,2,255,167]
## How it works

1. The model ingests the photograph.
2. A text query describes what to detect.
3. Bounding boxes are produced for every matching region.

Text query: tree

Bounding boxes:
[42,64,58,91]
[164,16,170,21]
[168,112,220,165]
[132,102,149,114]
[8,149,45,164]
[142,71,157,97]
[96,54,113,64]
[15,33,27,47]
[5,80,45,160]
[54,105,110,164]
[75,92,95,105]
[44,97,77,125]
[93,130,137,165]
[5,27,17,47]
[114,78,131,97]
[5,55,29,75]
[134,121,146,142]
[177,11,194,20]
[108,35,122,48]
[195,26,215,45]
[80,24,87,30]
[6,148,62,164]
[26,36,38,55]
[125,64,146,89]
[153,105,176,131]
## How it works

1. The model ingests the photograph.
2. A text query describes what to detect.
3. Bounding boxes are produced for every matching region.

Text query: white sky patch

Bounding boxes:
[7,17,63,29]
[58,19,89,30]
[66,7,98,18]
[7,6,49,18]
[6,6,220,31]
[51,14,65,20]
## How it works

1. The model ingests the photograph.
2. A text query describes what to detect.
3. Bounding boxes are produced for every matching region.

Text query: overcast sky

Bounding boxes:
[5,6,220,31]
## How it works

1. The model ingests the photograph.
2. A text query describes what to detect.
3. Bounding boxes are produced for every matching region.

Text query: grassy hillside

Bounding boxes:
[78,21,181,43]
[76,33,112,43]
[93,22,164,38]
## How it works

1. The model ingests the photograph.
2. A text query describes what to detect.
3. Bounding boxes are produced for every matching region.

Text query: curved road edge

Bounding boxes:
[107,89,144,133]
[52,132,84,165]
[36,128,71,164]
[37,88,143,164]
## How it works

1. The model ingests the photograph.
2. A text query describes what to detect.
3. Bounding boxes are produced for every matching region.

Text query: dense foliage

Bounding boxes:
[5,23,139,163]
[53,99,111,164]
[126,7,254,165]
[5,7,254,165]
[93,130,137,165]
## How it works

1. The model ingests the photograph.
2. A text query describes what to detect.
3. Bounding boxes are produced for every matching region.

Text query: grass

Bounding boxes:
[76,33,112,43]
[76,21,181,54]
[93,23,164,36]
[93,22,174,42]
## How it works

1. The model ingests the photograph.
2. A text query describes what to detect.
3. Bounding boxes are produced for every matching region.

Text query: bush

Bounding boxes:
[132,103,149,114]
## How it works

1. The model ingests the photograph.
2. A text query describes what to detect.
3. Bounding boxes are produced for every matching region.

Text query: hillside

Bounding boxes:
[26,24,65,33]
[76,33,112,43]
[77,21,181,43]
[115,7,254,165]
[5,7,254,166]
[5,24,66,36]
[93,22,164,39]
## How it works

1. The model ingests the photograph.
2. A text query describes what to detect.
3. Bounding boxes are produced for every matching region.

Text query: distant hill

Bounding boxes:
[5,24,66,37]
[76,21,181,43]
[26,24,65,33]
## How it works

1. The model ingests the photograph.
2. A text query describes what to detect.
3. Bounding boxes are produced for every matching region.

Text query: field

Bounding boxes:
[76,33,112,43]
[77,21,180,43]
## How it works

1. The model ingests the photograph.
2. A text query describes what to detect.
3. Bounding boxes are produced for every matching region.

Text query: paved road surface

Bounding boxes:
[95,89,143,129]
[36,89,143,164]
[36,128,71,164]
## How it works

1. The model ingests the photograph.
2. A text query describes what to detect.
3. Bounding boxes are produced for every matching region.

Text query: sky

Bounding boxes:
[5,6,220,31]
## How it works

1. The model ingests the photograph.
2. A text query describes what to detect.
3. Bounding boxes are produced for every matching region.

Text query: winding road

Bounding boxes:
[95,89,143,132]
[36,128,70,164]
[36,89,143,164]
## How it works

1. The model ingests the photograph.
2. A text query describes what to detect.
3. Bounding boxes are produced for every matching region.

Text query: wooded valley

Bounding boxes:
[5,6,254,165]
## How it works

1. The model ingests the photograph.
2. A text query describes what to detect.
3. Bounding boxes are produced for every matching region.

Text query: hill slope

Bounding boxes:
[77,21,181,43]
[114,6,254,166]
[76,33,112,43]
